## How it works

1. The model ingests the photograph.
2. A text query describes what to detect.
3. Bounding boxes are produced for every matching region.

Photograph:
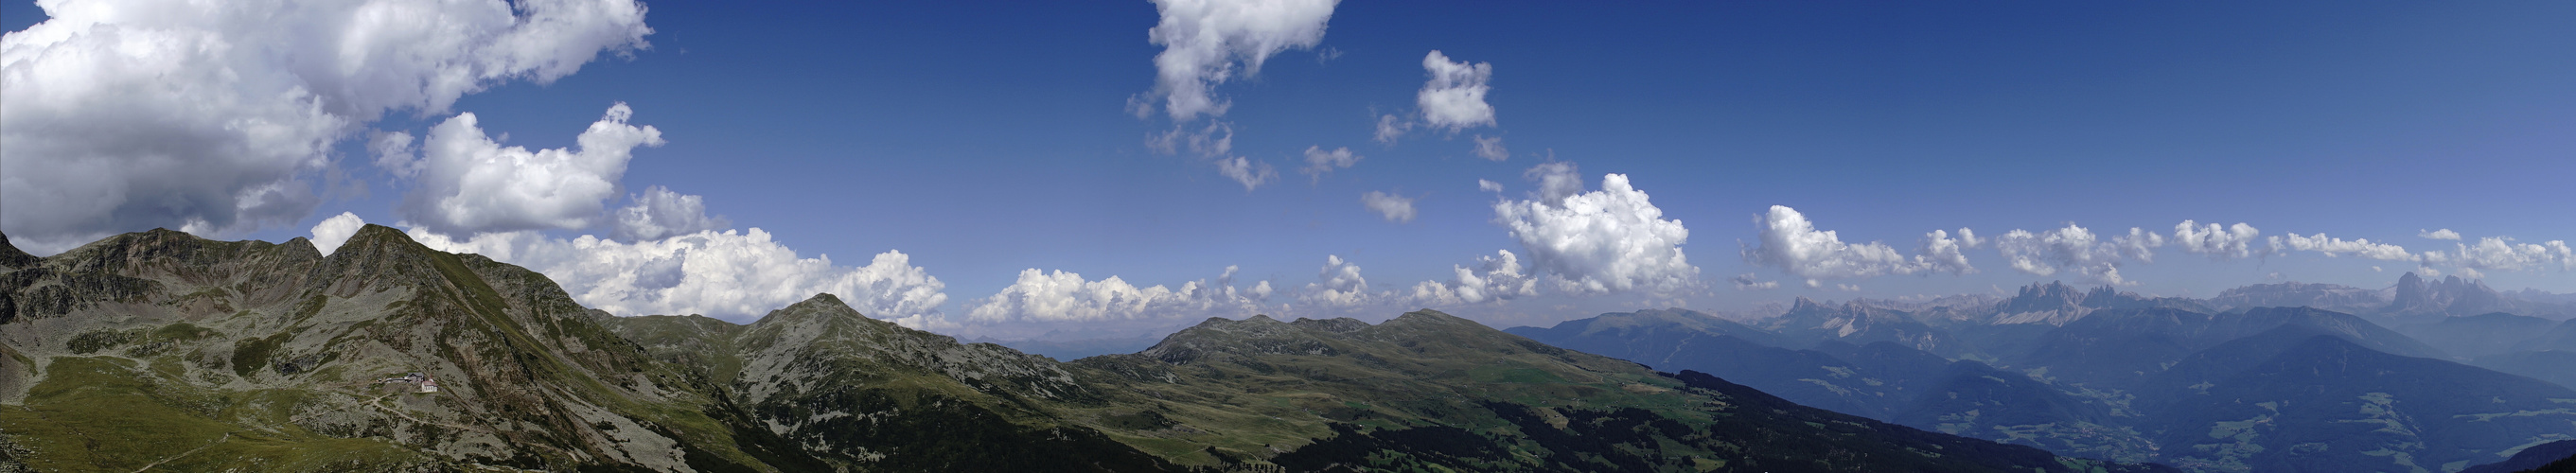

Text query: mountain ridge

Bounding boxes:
[0,227,2173,472]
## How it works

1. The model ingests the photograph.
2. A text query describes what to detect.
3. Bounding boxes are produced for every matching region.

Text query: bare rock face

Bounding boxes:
[2382,272,2574,321]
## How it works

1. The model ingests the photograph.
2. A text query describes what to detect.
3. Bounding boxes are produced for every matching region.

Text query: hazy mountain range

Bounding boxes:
[1509,279,2576,473]
[0,227,2179,472]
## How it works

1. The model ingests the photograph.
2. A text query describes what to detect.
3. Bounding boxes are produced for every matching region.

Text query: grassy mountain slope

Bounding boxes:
[0,226,775,471]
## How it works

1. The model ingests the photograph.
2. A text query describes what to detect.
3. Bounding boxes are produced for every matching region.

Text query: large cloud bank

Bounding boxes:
[1492,170,1697,295]
[1994,224,2161,286]
[1,0,652,253]
[964,266,1274,324]
[1406,250,1539,306]
[1740,205,1981,282]
[388,103,665,236]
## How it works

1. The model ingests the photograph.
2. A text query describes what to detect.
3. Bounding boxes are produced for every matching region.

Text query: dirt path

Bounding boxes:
[129,432,227,473]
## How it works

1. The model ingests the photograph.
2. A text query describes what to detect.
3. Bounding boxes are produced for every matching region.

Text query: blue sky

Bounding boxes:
[4,0,2569,336]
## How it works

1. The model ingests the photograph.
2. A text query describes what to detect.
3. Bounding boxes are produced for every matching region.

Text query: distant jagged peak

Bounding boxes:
[2081,285,2123,304]
[1985,281,2095,325]
[2386,270,2524,317]
[1999,281,2085,308]
[2018,280,2084,299]
[1786,295,1836,315]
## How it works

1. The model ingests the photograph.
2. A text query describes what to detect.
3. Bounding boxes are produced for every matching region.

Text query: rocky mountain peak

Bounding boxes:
[2394,272,2431,306]
[2081,286,2123,305]
[0,230,39,270]
[1999,281,2085,312]
[2386,271,2513,318]
[778,292,856,318]
[1791,296,1828,312]
[1987,281,2095,325]
[737,292,921,350]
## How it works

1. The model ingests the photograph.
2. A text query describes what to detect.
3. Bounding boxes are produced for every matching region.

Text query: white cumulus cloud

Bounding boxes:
[967,266,1274,323]
[1373,114,1411,144]
[0,0,651,254]
[1917,229,1981,275]
[1215,156,1278,191]
[1728,273,1779,290]
[1407,250,1539,306]
[1740,206,1981,279]
[2172,220,2266,260]
[407,227,955,329]
[1417,50,1496,131]
[2267,233,2417,261]
[1524,162,1583,206]
[1492,172,1696,295]
[1473,135,1509,161]
[1298,146,1361,182]
[2429,236,2574,272]
[309,212,366,256]
[1995,224,2161,286]
[609,185,731,242]
[396,103,664,237]
[1300,254,1383,308]
[1148,121,1235,158]
[371,131,423,178]
[2419,229,2461,240]
[1360,191,1418,222]
[1138,0,1339,122]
